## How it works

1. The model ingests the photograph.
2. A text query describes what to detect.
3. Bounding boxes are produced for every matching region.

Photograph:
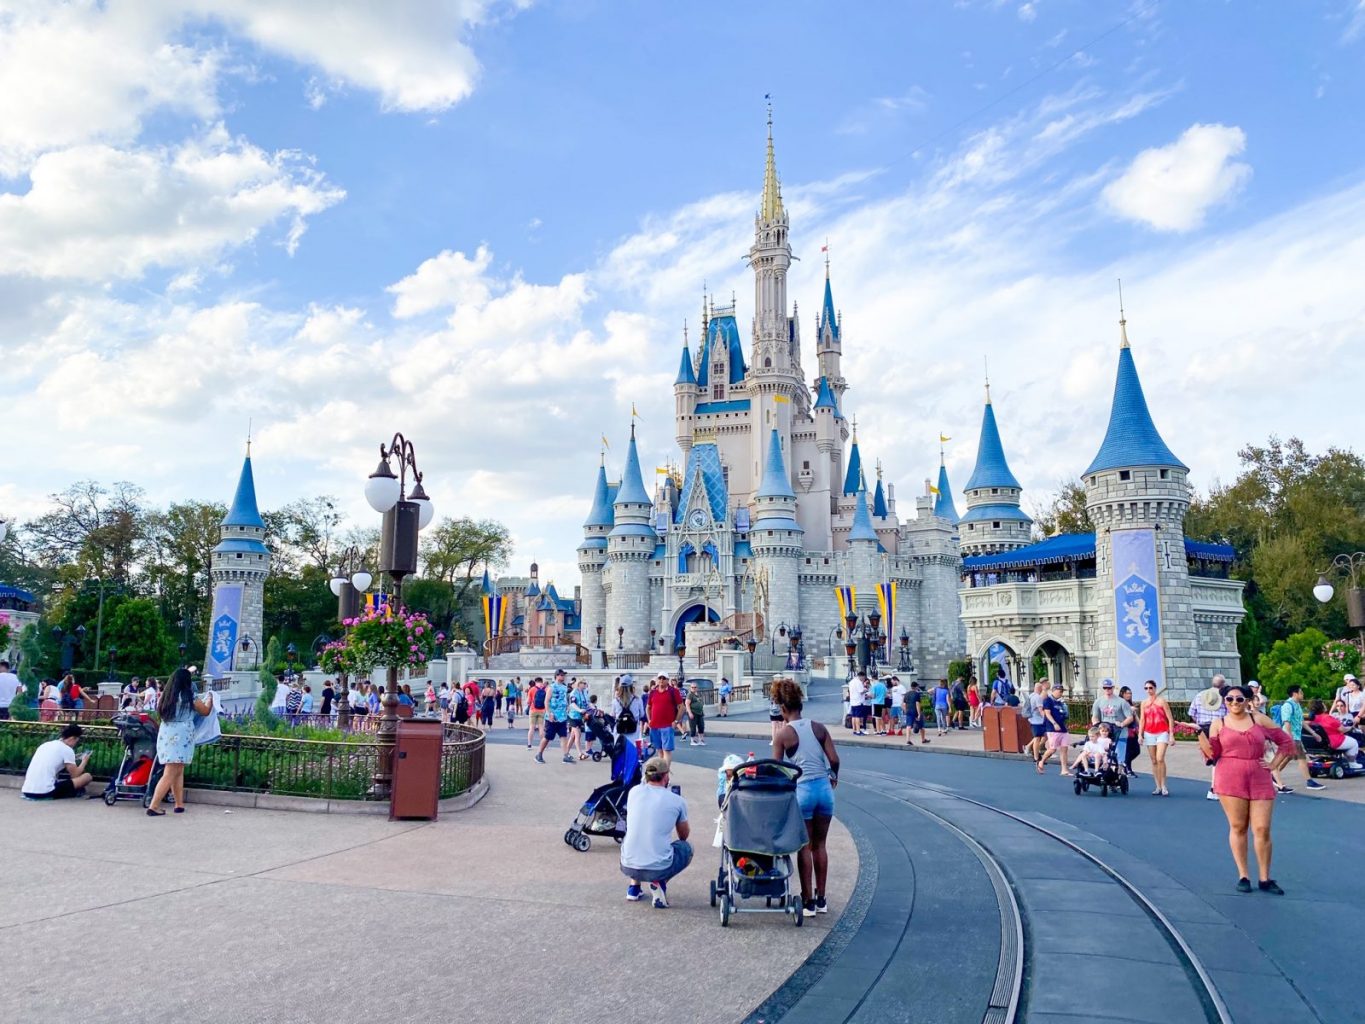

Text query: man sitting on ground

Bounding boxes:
[621,756,692,908]
[22,724,95,800]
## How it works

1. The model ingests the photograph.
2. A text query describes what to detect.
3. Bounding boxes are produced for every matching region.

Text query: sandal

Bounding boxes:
[146,808,166,817]
[174,807,186,813]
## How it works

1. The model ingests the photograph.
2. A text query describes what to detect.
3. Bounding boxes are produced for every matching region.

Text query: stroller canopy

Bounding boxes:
[724,761,807,857]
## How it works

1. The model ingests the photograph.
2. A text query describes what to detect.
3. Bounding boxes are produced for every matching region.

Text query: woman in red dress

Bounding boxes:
[1198,683,1294,894]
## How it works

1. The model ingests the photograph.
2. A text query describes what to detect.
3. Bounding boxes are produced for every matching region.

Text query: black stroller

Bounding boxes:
[711,759,808,927]
[104,711,168,808]
[1072,732,1129,797]
[564,736,641,852]
[584,710,615,762]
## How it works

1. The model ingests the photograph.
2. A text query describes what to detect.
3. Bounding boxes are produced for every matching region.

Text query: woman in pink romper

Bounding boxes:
[1198,682,1294,895]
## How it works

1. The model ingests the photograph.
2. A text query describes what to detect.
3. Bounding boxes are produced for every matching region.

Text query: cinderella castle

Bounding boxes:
[576,116,964,678]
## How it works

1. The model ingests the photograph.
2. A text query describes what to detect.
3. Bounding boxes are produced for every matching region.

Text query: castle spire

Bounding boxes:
[223,452,265,529]
[674,322,697,386]
[848,481,878,544]
[613,426,650,507]
[583,462,614,528]
[843,431,864,496]
[757,428,796,500]
[1084,315,1186,476]
[964,391,1021,491]
[760,102,784,222]
[934,453,960,524]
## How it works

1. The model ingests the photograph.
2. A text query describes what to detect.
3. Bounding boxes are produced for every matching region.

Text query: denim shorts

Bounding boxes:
[649,727,676,753]
[796,777,835,820]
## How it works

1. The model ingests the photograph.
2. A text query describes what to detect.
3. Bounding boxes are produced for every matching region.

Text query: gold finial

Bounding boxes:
[823,238,830,276]
[246,418,252,456]
[984,356,992,405]
[1118,277,1130,349]
[760,98,784,221]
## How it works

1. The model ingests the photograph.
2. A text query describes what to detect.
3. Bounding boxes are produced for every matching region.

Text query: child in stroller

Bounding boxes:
[583,699,615,761]
[564,734,641,852]
[1072,724,1129,796]
[710,759,809,927]
[104,710,168,807]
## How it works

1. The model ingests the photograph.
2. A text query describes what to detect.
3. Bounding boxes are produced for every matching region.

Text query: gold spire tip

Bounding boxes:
[1117,278,1130,349]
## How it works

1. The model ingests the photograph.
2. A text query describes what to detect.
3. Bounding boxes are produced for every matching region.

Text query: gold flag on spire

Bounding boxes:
[601,434,610,450]
[939,433,951,443]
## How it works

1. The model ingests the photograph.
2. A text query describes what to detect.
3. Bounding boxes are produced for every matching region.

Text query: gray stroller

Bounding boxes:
[709,759,807,927]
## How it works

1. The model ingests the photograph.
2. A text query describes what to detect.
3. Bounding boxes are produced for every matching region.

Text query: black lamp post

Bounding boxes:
[285,642,298,681]
[329,546,374,623]
[676,641,685,680]
[617,626,624,650]
[106,647,118,683]
[178,642,187,667]
[51,625,87,674]
[897,626,912,672]
[746,636,757,675]
[362,432,435,798]
[843,611,884,674]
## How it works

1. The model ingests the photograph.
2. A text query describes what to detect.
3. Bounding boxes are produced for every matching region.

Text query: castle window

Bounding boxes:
[1119,470,1131,481]
[712,384,724,399]
[802,460,810,470]
[991,488,999,495]
[235,553,242,559]
[993,521,1000,529]
[968,523,975,530]
[1159,469,1169,479]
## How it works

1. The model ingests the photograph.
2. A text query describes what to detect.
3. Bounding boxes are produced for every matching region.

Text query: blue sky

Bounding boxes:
[2,0,1364,587]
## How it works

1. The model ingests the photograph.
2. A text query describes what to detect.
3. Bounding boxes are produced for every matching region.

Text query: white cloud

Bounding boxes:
[1102,122,1251,231]
[387,246,495,318]
[1018,2,1038,22]
[1345,1,1365,42]
[0,125,344,280]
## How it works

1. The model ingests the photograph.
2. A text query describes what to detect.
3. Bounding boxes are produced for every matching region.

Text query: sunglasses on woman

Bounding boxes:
[1224,696,1247,704]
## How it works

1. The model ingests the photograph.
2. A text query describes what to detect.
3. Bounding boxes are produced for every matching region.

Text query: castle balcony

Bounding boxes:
[959,579,1095,629]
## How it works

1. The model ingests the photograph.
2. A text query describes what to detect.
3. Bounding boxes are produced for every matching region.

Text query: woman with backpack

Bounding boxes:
[611,678,644,754]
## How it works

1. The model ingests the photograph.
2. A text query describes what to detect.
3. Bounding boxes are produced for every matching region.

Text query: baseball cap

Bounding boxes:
[1346,673,1359,683]
[1050,682,1064,691]
[1248,679,1261,689]
[643,756,670,781]
[1101,679,1114,689]
[721,753,745,772]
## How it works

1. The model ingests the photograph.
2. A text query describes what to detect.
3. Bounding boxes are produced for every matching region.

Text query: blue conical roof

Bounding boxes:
[849,484,878,543]
[964,398,1021,491]
[934,461,960,523]
[757,429,795,499]
[819,271,840,340]
[584,464,614,527]
[1084,342,1186,475]
[614,430,650,506]
[674,341,697,387]
[223,455,265,529]
[872,477,888,518]
[814,376,837,411]
[843,439,863,496]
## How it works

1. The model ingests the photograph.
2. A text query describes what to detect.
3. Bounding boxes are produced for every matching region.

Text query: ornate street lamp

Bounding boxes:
[676,641,685,680]
[746,636,757,675]
[329,545,374,622]
[106,646,118,683]
[51,624,87,674]
[363,432,435,797]
[1314,552,1365,650]
[617,626,624,650]
[897,626,912,672]
[236,635,261,671]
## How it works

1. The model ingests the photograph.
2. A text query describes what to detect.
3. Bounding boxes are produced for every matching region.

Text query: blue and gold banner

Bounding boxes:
[206,583,242,677]
[876,582,897,660]
[834,585,855,622]
[363,592,389,614]
[1112,529,1165,690]
[482,592,508,642]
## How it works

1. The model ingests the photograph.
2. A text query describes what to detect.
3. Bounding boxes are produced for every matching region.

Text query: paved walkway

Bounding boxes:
[704,717,1365,804]
[3,742,855,1024]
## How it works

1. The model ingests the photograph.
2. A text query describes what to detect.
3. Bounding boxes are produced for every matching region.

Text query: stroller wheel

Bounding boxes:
[1101,785,1109,797]
[102,787,117,806]
[765,897,773,908]
[709,880,717,908]
[720,895,731,927]
[563,829,577,846]
[574,834,591,853]
[792,895,803,927]
[1073,778,1083,795]
[1119,776,1130,795]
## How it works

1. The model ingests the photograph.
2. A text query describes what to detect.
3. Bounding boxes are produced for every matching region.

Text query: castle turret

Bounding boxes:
[577,459,613,652]
[934,453,960,524]
[1085,314,1206,695]
[204,449,271,677]
[674,327,699,455]
[842,429,863,497]
[605,426,654,652]
[959,386,1032,556]
[816,256,846,404]
[752,428,803,636]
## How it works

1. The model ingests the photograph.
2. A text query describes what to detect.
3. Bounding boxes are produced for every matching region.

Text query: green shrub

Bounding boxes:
[1257,628,1358,701]
[947,659,972,683]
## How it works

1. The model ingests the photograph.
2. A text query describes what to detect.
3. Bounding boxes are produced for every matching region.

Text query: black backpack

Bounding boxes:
[616,699,638,736]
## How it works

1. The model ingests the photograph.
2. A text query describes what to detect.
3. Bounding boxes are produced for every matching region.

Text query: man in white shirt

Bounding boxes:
[22,724,94,799]
[890,678,907,736]
[0,660,24,720]
[848,671,869,736]
[620,756,692,909]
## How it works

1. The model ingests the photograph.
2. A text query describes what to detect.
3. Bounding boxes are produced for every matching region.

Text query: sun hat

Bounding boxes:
[642,756,670,781]
[1195,687,1225,713]
[721,753,745,772]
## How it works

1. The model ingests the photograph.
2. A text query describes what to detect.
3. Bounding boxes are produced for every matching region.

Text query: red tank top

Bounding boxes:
[1143,702,1169,733]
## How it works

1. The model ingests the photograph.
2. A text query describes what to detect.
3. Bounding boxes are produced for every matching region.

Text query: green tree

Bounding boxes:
[419,517,513,607]
[25,480,147,585]
[1256,628,1361,701]
[263,564,339,659]
[1031,480,1092,539]
[104,598,176,677]
[141,500,225,656]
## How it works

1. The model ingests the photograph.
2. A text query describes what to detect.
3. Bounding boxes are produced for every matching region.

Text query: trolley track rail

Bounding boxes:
[845,767,1233,1024]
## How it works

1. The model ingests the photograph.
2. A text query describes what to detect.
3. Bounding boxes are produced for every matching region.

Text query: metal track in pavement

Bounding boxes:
[846,768,1234,1024]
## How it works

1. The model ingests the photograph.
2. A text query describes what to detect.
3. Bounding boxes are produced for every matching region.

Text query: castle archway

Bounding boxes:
[671,602,720,652]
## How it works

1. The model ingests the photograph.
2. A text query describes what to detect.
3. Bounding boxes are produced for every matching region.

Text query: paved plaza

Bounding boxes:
[3,741,854,1024]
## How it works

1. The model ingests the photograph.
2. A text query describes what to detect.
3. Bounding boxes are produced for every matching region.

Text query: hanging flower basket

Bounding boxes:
[330,607,445,675]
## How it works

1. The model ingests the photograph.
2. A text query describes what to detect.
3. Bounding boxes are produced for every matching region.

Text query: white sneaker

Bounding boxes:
[1206,789,1218,801]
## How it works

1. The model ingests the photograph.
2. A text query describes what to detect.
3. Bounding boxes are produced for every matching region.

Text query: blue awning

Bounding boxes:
[0,584,36,602]
[964,533,1236,571]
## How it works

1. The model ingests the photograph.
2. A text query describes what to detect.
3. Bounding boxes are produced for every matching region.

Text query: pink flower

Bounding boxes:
[415,626,424,635]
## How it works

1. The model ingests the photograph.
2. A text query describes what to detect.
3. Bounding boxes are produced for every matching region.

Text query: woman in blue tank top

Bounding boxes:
[771,678,841,919]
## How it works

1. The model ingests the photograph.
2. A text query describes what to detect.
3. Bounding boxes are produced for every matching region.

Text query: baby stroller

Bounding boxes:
[1072,742,1129,797]
[104,711,168,808]
[564,736,641,852]
[584,710,615,762]
[711,759,807,927]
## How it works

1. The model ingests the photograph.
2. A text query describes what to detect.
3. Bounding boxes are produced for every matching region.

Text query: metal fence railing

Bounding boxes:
[0,719,486,802]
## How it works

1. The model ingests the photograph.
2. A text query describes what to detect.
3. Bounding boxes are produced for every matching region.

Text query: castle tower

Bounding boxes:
[1085,315,1203,695]
[204,449,270,676]
[805,376,839,549]
[752,428,803,634]
[674,326,699,456]
[842,426,863,497]
[816,256,846,404]
[844,480,884,634]
[934,451,961,524]
[605,426,654,652]
[747,109,803,503]
[577,459,613,652]
[959,386,1032,556]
